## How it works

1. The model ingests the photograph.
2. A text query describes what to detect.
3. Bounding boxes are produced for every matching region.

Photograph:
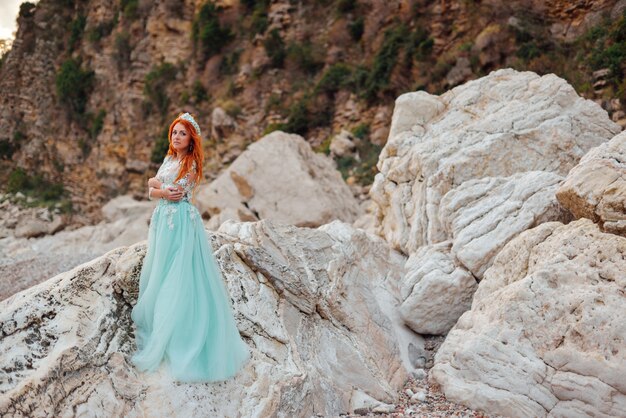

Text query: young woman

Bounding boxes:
[130,112,251,382]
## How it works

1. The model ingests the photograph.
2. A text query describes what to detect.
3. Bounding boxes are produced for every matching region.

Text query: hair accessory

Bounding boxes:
[180,112,201,136]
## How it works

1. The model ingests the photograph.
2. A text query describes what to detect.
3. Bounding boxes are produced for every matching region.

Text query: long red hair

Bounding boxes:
[165,113,204,197]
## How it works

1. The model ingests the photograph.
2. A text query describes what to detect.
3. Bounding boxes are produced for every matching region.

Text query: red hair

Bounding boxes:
[166,113,204,198]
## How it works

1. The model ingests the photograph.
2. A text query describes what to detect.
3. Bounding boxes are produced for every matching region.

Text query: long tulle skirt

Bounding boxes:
[130,199,251,382]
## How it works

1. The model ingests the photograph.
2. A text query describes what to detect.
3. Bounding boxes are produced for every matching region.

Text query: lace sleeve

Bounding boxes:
[175,160,198,200]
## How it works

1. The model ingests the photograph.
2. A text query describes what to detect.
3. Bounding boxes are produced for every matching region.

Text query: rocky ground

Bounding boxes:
[343,336,496,418]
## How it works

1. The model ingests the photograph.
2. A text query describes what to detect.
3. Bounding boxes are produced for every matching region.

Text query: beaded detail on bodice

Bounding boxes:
[155,155,197,203]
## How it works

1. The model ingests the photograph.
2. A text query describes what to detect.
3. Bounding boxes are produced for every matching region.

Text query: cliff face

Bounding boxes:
[0,0,624,224]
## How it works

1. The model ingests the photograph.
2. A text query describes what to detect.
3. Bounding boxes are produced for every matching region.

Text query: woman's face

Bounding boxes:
[171,122,191,155]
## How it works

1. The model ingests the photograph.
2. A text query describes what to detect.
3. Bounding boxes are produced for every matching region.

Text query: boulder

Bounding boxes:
[371,68,622,255]
[440,171,568,278]
[398,242,477,335]
[196,131,362,230]
[0,219,423,417]
[0,195,156,301]
[329,129,357,158]
[556,131,626,236]
[431,219,626,418]
[101,195,155,222]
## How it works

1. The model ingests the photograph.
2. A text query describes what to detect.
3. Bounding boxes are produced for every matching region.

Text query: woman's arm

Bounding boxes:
[148,177,162,188]
[148,185,183,201]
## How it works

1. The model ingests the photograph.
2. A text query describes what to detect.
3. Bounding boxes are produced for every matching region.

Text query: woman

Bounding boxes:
[130,112,251,382]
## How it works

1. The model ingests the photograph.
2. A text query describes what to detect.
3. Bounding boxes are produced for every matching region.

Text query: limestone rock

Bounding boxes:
[101,195,155,223]
[556,131,626,235]
[0,195,156,302]
[398,242,477,335]
[329,129,357,158]
[371,68,621,255]
[440,171,568,278]
[13,217,50,239]
[398,172,569,335]
[0,219,423,417]
[196,131,362,230]
[431,219,626,418]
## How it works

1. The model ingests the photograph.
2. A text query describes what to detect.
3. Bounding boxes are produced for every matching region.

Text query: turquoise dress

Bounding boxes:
[130,154,251,382]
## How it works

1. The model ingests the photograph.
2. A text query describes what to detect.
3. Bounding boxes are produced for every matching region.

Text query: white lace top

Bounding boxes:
[155,155,198,202]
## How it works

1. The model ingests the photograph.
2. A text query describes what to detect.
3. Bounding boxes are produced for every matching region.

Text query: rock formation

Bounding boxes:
[0,219,423,417]
[0,195,154,301]
[195,130,362,230]
[371,68,621,335]
[556,130,626,236]
[431,219,626,418]
[371,68,621,255]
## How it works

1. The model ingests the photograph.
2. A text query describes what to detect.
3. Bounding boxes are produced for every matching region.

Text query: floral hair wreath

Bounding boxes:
[180,112,201,136]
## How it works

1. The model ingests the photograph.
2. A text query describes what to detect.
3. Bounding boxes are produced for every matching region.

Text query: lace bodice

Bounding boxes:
[155,155,198,202]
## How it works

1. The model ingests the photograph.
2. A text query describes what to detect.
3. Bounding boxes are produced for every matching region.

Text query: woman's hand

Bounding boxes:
[163,185,184,202]
[148,177,162,189]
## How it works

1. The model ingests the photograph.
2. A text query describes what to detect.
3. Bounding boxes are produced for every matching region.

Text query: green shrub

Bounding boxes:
[351,122,369,139]
[313,135,332,155]
[121,0,139,20]
[348,16,364,41]
[250,6,268,35]
[243,0,270,35]
[192,80,209,103]
[87,19,116,43]
[68,15,86,50]
[588,11,626,81]
[89,109,106,139]
[192,2,234,61]
[13,130,26,143]
[219,49,242,75]
[55,58,95,115]
[7,167,68,207]
[19,2,36,18]
[0,139,16,160]
[336,0,357,14]
[7,168,28,193]
[287,41,324,74]
[332,124,381,185]
[264,29,286,68]
[114,31,132,70]
[516,41,541,61]
[407,28,433,62]
[280,94,332,135]
[151,127,170,163]
[315,63,352,94]
[144,62,178,115]
[361,23,408,102]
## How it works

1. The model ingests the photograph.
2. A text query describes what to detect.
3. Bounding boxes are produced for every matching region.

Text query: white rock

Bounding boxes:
[399,241,477,335]
[371,68,622,255]
[440,171,568,278]
[329,129,357,158]
[101,195,155,222]
[0,195,156,301]
[196,131,362,230]
[410,390,427,403]
[412,368,427,380]
[0,219,422,417]
[372,402,396,413]
[557,131,626,235]
[431,219,626,418]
